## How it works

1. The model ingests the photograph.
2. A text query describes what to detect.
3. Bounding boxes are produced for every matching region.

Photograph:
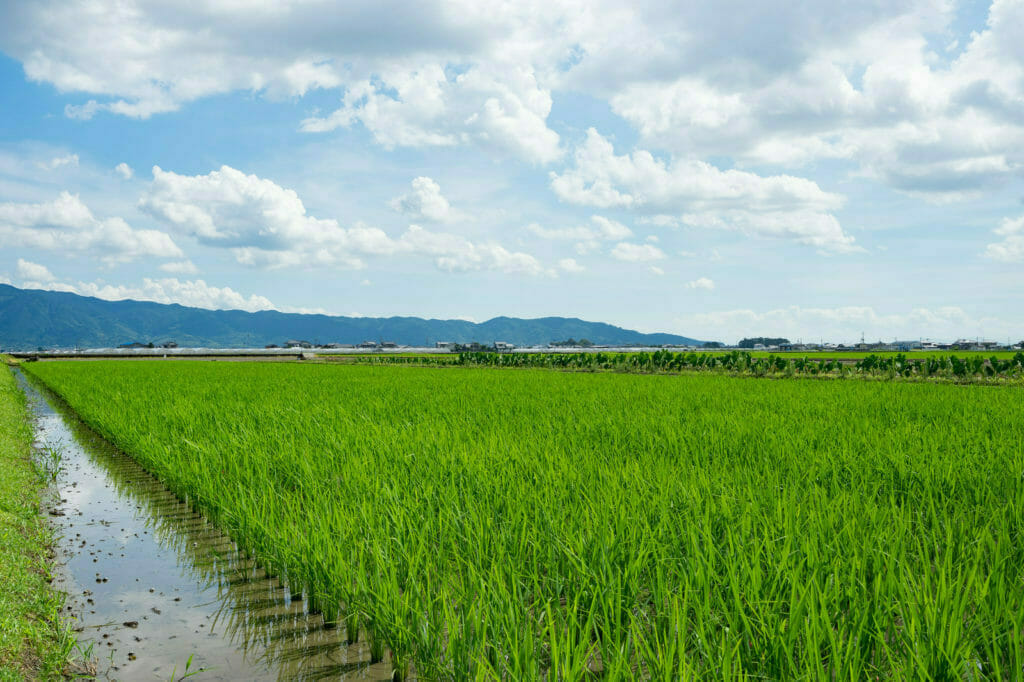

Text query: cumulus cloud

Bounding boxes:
[0,1,566,162]
[300,63,562,163]
[600,1,1024,198]
[39,154,79,170]
[6,1,1024,190]
[610,242,665,262]
[400,224,550,276]
[159,260,199,275]
[0,192,183,265]
[551,129,858,253]
[985,215,1024,262]
[23,277,275,313]
[528,215,633,253]
[140,165,550,276]
[687,277,715,290]
[558,257,584,273]
[16,259,56,282]
[115,162,134,179]
[140,165,394,269]
[390,176,452,222]
[677,305,1001,344]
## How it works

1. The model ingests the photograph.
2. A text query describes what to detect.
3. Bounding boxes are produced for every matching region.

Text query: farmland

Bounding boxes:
[23,360,1024,679]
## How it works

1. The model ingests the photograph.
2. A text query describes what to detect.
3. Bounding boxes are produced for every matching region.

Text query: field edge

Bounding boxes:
[0,366,80,680]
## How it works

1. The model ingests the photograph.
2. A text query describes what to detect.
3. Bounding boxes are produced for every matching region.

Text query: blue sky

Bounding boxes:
[0,0,1021,343]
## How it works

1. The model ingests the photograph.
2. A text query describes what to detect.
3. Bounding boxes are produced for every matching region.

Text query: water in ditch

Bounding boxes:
[16,369,396,681]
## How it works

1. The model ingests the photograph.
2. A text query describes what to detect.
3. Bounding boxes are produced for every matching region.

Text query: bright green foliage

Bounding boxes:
[0,368,75,680]
[24,361,1024,680]
[334,350,1024,382]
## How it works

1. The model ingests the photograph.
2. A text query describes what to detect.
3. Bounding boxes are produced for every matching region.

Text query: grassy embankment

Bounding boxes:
[24,360,1024,679]
[0,362,76,680]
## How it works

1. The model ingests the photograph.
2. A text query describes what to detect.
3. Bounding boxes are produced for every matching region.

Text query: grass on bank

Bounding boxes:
[0,367,76,680]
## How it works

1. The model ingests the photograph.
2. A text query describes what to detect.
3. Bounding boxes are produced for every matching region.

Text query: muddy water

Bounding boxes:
[17,370,396,681]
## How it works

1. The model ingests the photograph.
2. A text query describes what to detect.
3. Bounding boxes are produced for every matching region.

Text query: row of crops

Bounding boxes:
[22,361,1024,679]
[336,349,1024,381]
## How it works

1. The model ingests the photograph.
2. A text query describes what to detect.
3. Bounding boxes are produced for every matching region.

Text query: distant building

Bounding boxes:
[380,341,398,349]
[494,341,515,351]
[894,340,923,351]
[285,340,312,348]
[161,341,178,349]
[435,341,454,350]
[117,342,147,349]
[358,340,378,349]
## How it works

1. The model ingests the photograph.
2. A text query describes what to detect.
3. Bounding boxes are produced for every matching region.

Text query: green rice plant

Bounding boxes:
[22,360,1024,680]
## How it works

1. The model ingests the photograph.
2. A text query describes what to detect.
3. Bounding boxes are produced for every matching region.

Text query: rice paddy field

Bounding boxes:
[23,360,1024,680]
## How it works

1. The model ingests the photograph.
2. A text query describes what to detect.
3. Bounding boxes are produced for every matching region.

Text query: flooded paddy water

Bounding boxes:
[16,369,396,681]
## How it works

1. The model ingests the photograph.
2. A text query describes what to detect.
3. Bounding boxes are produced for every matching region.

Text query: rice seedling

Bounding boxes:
[23,360,1024,679]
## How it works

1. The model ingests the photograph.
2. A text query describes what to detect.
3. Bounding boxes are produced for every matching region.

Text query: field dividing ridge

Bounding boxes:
[0,367,76,680]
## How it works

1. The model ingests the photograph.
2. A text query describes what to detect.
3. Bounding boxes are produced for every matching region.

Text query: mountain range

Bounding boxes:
[0,284,704,350]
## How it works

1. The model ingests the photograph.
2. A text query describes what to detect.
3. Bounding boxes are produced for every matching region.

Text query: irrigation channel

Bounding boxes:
[16,369,396,681]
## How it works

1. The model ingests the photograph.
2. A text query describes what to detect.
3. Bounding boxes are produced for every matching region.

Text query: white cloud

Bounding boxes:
[558,257,584,273]
[589,216,633,240]
[610,242,665,262]
[599,1,1024,199]
[985,215,1024,262]
[528,215,633,254]
[16,259,56,282]
[551,129,858,253]
[39,154,79,170]
[300,63,563,163]
[115,162,134,179]
[140,165,551,276]
[7,0,1024,188]
[159,260,199,275]
[390,176,452,222]
[0,192,183,265]
[25,277,275,313]
[0,1,567,162]
[649,265,665,276]
[686,276,715,290]
[400,225,551,276]
[140,165,392,269]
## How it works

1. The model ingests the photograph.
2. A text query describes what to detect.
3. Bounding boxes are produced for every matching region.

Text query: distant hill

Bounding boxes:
[0,284,705,350]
